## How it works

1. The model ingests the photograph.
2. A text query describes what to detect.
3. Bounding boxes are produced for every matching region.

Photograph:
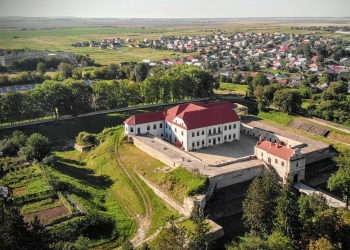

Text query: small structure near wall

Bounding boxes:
[254,138,306,183]
[74,144,92,152]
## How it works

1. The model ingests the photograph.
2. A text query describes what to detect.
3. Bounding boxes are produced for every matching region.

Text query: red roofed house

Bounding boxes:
[255,139,305,182]
[124,101,240,151]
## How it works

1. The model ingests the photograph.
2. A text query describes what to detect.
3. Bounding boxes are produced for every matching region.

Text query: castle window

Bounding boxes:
[202,140,205,145]
[209,139,211,143]
[175,127,177,132]
[153,124,156,129]
[229,135,231,139]
[282,162,284,167]
[197,131,199,136]
[234,124,236,129]
[275,159,278,164]
[192,142,195,147]
[192,132,194,137]
[202,130,204,135]
[166,124,168,128]
[147,125,150,131]
[296,162,299,167]
[131,128,134,133]
[160,123,163,128]
[197,141,199,146]
[224,126,227,131]
[229,125,232,130]
[181,131,183,136]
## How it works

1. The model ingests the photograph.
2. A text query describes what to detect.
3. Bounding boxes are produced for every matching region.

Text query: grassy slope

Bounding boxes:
[257,110,294,126]
[50,126,179,243]
[119,142,208,204]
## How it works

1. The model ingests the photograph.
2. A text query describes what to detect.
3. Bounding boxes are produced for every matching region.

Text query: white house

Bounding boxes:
[255,140,305,182]
[124,101,241,151]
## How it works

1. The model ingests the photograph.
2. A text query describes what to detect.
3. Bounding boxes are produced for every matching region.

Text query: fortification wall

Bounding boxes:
[209,164,264,189]
[131,136,180,168]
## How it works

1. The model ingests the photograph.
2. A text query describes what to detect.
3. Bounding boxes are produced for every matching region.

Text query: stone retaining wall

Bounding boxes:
[131,135,180,169]
[209,164,264,189]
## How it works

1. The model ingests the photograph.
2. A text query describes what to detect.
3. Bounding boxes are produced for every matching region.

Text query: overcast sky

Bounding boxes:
[0,0,349,18]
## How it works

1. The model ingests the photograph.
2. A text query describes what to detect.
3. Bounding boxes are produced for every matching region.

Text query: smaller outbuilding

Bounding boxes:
[255,139,305,183]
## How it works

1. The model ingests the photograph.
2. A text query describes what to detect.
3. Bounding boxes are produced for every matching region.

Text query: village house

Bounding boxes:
[124,102,241,151]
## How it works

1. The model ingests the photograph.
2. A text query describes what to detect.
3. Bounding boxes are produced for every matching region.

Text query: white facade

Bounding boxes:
[255,142,306,182]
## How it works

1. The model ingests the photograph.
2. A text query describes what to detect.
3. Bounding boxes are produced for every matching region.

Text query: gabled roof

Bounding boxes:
[125,101,240,130]
[124,111,165,125]
[256,140,296,160]
[175,105,240,130]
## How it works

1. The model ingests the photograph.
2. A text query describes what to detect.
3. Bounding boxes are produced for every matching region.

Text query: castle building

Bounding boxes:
[255,139,306,182]
[124,101,241,151]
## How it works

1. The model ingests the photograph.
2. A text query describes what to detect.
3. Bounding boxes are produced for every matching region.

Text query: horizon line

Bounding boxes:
[1,16,350,19]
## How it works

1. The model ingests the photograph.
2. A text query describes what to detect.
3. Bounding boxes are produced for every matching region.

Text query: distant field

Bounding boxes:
[0,20,347,65]
[0,27,204,65]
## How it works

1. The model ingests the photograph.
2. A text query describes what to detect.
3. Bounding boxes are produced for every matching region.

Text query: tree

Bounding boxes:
[36,62,47,75]
[0,203,30,250]
[298,193,328,225]
[242,171,281,237]
[33,80,71,118]
[1,130,27,156]
[58,62,74,79]
[19,133,51,161]
[64,79,93,116]
[232,73,243,84]
[135,62,149,82]
[274,179,302,244]
[152,216,187,250]
[328,149,350,209]
[27,216,51,250]
[1,91,24,124]
[273,89,302,113]
[327,80,349,95]
[188,205,210,250]
[252,72,269,89]
[308,237,341,250]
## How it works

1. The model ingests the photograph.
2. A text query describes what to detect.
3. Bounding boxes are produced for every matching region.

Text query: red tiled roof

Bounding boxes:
[256,141,295,160]
[174,105,240,130]
[278,79,288,84]
[125,101,240,130]
[124,111,165,125]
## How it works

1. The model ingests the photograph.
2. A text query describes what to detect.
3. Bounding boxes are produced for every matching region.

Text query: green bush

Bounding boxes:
[76,132,97,146]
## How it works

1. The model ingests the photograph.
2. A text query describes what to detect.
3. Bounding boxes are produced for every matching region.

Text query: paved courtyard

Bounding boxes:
[188,133,258,165]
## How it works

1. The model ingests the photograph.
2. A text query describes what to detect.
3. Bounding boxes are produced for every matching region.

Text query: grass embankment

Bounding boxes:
[119,142,208,204]
[50,126,179,244]
[215,82,248,95]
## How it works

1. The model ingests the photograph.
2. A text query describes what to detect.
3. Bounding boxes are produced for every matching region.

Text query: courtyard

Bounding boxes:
[188,132,258,165]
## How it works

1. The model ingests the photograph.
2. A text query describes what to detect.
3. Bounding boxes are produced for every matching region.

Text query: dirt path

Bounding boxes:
[114,143,153,246]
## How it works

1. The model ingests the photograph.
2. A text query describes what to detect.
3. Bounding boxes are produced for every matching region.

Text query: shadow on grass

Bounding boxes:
[52,158,114,190]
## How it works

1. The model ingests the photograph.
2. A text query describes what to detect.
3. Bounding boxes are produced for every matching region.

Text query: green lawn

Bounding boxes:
[257,110,294,126]
[216,82,248,95]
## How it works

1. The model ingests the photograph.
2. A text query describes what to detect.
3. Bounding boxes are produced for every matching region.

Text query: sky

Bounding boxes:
[0,0,349,18]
